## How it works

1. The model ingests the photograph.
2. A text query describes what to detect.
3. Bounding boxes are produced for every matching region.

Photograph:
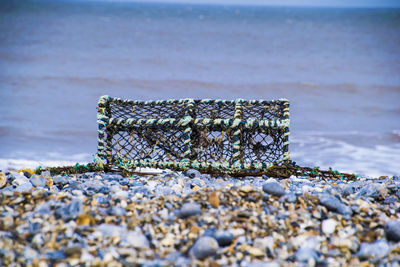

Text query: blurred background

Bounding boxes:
[0,0,399,176]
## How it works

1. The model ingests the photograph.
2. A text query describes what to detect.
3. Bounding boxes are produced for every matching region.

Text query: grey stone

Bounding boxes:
[124,231,150,249]
[319,194,352,216]
[357,184,385,199]
[357,240,390,260]
[55,198,83,221]
[384,195,399,204]
[12,174,29,186]
[15,182,33,193]
[46,250,66,260]
[192,236,219,260]
[97,224,126,237]
[262,180,285,197]
[385,220,400,242]
[29,175,46,187]
[183,169,201,179]
[107,206,126,216]
[28,222,41,234]
[295,247,318,262]
[214,230,234,247]
[284,192,297,203]
[53,175,69,186]
[179,202,201,218]
[342,185,354,197]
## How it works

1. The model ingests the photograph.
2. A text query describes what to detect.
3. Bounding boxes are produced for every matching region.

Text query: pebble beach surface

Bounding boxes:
[1,169,400,266]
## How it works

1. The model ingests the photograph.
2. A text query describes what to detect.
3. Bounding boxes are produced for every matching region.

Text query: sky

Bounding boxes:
[94,0,400,8]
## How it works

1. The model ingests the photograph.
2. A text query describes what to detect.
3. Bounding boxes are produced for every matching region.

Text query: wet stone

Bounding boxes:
[385,220,400,242]
[178,202,201,218]
[192,236,219,260]
[262,179,285,197]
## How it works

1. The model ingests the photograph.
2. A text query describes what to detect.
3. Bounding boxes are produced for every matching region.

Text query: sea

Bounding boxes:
[0,0,399,176]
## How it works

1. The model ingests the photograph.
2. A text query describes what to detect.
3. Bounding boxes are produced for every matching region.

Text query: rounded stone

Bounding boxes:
[385,220,400,242]
[262,180,285,197]
[357,240,390,260]
[321,219,337,235]
[214,230,234,247]
[192,236,219,260]
[179,202,201,218]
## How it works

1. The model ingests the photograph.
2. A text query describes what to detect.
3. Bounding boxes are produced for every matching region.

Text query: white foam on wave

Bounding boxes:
[291,134,400,177]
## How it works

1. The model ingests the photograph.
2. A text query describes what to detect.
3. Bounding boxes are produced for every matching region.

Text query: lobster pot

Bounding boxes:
[96,96,290,174]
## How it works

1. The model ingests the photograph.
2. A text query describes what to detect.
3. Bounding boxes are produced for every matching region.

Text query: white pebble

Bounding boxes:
[322,219,337,235]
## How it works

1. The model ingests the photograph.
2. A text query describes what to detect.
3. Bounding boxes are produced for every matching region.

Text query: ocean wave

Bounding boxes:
[291,135,400,177]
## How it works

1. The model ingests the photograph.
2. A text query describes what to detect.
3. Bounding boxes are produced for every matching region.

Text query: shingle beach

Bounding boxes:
[1,169,400,266]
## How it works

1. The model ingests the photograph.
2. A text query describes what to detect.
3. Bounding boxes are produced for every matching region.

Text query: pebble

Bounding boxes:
[15,182,33,193]
[29,175,47,187]
[385,220,400,242]
[295,247,319,262]
[192,236,219,260]
[319,194,352,216]
[0,169,399,266]
[0,173,7,188]
[12,174,29,186]
[357,240,390,260]
[214,230,234,247]
[262,179,286,197]
[321,219,337,235]
[178,202,201,218]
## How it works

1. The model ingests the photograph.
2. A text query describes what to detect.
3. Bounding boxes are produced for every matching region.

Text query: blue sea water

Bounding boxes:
[0,0,399,176]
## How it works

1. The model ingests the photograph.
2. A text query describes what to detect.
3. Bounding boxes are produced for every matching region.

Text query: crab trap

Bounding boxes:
[96,95,290,175]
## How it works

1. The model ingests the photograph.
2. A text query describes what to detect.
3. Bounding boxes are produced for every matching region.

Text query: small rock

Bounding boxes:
[321,219,337,235]
[107,206,126,216]
[30,175,46,187]
[0,173,7,188]
[12,174,29,186]
[124,231,150,249]
[385,220,400,242]
[342,185,354,197]
[262,180,285,197]
[209,191,220,208]
[55,198,83,221]
[192,236,219,260]
[284,192,297,203]
[15,182,33,193]
[53,176,69,186]
[65,246,82,257]
[357,240,390,259]
[319,194,352,216]
[357,184,386,200]
[295,247,318,262]
[183,169,201,178]
[214,230,234,247]
[179,202,201,218]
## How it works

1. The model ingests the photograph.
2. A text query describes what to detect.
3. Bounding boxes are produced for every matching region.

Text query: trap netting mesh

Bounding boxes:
[96,96,290,173]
